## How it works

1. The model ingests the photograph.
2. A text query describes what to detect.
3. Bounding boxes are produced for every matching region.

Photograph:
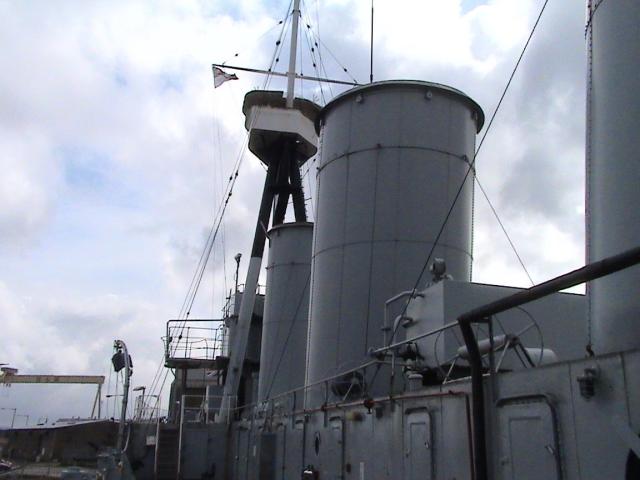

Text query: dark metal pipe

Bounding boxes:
[457,245,640,480]
[460,245,640,324]
[457,320,487,480]
[464,394,476,480]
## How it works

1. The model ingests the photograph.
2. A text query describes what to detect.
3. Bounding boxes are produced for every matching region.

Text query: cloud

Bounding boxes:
[0,130,60,246]
[0,278,176,420]
[0,0,589,421]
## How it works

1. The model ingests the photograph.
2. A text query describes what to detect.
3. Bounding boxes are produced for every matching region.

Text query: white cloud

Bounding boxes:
[0,129,60,246]
[0,0,589,421]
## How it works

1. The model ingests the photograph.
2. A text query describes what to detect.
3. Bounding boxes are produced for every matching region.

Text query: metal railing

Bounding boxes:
[164,320,227,363]
[211,289,550,424]
[178,247,640,480]
[221,359,403,423]
[178,394,230,425]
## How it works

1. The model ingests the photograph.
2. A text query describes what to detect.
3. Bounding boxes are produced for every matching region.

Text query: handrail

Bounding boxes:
[165,319,228,362]
[382,290,423,345]
[370,320,460,356]
[224,360,383,419]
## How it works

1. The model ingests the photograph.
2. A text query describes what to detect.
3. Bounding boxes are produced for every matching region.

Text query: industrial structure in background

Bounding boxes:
[2,1,640,479]
[0,370,105,420]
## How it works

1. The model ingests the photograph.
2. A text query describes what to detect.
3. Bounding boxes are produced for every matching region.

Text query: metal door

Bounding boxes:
[327,416,344,479]
[234,427,250,480]
[274,423,286,480]
[258,432,277,480]
[285,420,305,479]
[497,396,561,480]
[404,409,432,480]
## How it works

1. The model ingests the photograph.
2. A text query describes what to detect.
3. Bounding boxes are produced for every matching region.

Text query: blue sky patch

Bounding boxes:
[461,0,486,15]
[159,72,184,92]
[113,71,128,87]
[61,146,109,190]
[58,146,143,209]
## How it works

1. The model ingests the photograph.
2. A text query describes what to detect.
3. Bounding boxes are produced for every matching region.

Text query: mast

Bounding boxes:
[286,0,301,108]
[217,0,319,422]
[370,0,374,83]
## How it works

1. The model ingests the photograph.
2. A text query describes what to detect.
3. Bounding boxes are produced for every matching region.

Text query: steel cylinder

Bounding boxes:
[257,222,313,405]
[586,0,640,354]
[305,81,484,397]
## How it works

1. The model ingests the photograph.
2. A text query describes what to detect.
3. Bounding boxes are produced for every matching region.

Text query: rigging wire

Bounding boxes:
[267,4,293,74]
[301,21,337,99]
[146,109,251,414]
[144,354,165,409]
[177,4,293,322]
[212,114,229,317]
[300,0,328,104]
[212,127,220,317]
[474,175,535,285]
[147,0,360,414]
[261,267,296,399]
[146,3,356,420]
[299,20,304,100]
[147,0,548,416]
[144,2,295,412]
[377,0,552,381]
[177,15,291,327]
[264,271,312,401]
[178,152,245,321]
[311,0,333,99]
[165,0,320,403]
[220,7,292,67]
[304,20,359,84]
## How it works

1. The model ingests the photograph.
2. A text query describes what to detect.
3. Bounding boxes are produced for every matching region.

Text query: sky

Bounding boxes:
[0,0,587,426]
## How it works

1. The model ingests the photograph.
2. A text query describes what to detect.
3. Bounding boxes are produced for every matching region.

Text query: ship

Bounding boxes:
[2,0,640,479]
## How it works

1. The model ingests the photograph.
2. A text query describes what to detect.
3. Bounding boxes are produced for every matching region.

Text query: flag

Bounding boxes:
[213,66,239,88]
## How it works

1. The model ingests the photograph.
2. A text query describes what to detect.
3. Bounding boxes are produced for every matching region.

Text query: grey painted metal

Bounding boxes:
[258,432,277,479]
[225,292,265,365]
[178,424,228,480]
[586,0,640,354]
[234,426,250,480]
[285,0,301,108]
[220,257,263,422]
[242,91,320,163]
[456,245,640,480]
[286,420,305,479]
[306,80,484,400]
[258,222,313,405]
[314,80,484,134]
[223,349,640,480]
[403,280,586,370]
[404,409,432,480]
[496,398,560,479]
[220,90,319,422]
[273,422,286,480]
